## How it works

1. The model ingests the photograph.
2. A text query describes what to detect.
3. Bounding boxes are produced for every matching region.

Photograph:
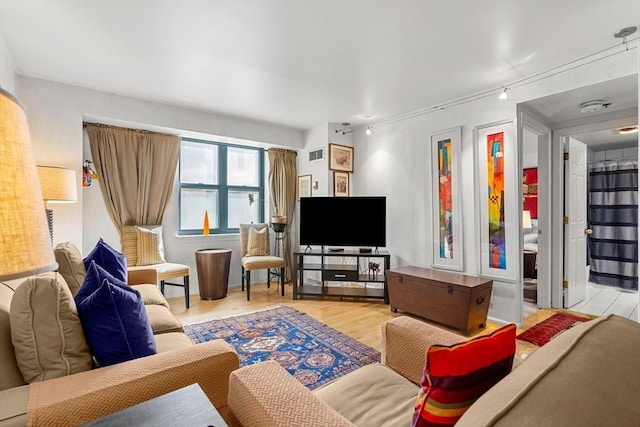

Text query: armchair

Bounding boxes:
[121,225,191,308]
[239,223,285,301]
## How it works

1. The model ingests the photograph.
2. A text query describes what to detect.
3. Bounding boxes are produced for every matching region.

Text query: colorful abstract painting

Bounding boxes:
[487,132,506,269]
[437,138,454,259]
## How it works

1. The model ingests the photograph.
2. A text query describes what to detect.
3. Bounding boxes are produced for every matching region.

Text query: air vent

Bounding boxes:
[309,148,324,162]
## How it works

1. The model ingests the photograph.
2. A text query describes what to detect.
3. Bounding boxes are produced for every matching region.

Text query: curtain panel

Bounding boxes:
[85,124,181,231]
[268,149,297,282]
[588,160,638,291]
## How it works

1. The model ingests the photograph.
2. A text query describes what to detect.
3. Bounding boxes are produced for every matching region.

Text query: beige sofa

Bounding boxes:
[229,313,640,426]
[1,242,239,426]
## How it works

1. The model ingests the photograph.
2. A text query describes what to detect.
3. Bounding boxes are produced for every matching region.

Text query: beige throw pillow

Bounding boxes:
[54,241,86,296]
[247,227,269,256]
[136,226,166,266]
[10,272,92,383]
[121,225,139,267]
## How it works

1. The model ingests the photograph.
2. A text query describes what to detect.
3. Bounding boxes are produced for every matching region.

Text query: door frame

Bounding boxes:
[551,111,638,308]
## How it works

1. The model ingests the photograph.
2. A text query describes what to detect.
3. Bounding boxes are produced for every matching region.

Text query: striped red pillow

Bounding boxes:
[412,323,516,426]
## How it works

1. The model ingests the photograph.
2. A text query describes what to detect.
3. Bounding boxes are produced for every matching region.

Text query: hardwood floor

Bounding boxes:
[168,282,582,360]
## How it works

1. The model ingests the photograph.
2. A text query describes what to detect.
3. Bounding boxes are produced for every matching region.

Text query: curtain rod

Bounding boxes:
[82,122,178,138]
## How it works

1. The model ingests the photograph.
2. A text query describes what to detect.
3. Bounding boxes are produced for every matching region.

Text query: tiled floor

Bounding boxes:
[568,282,638,320]
[523,282,638,322]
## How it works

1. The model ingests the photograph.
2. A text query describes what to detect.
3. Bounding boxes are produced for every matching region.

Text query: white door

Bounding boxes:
[563,137,588,308]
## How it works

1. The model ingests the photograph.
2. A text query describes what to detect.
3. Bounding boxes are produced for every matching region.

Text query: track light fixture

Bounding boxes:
[335,122,352,135]
[498,88,509,100]
[366,126,372,136]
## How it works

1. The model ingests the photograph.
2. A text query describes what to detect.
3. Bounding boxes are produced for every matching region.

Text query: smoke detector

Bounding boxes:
[579,100,611,113]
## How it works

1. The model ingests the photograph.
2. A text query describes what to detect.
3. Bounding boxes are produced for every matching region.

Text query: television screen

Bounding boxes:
[299,197,386,248]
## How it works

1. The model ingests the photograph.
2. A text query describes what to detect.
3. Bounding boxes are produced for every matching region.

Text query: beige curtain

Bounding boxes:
[85,123,181,230]
[268,149,297,282]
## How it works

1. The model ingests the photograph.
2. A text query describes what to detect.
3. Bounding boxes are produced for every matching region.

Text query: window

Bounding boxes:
[179,138,265,234]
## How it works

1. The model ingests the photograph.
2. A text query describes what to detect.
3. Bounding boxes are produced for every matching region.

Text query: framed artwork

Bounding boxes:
[474,119,518,281]
[298,174,312,200]
[523,168,538,218]
[333,171,349,197]
[329,143,354,172]
[430,126,463,271]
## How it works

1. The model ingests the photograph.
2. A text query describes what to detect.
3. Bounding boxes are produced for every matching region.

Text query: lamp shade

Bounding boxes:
[0,88,57,280]
[522,210,533,230]
[37,166,78,203]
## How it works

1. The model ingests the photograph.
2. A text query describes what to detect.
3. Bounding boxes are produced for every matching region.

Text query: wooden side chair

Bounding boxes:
[121,225,191,308]
[240,223,285,301]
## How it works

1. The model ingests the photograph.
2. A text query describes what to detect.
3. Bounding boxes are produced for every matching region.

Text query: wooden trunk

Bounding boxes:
[386,266,493,336]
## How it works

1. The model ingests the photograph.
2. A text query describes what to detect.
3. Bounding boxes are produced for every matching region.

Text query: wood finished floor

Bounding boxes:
[167,282,590,361]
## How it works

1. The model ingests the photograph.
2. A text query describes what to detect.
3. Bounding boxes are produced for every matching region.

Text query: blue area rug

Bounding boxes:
[185,305,380,390]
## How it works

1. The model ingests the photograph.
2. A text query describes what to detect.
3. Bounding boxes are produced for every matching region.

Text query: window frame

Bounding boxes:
[178,137,265,235]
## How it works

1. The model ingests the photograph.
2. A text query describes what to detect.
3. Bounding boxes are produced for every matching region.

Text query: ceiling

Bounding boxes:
[523,74,638,148]
[0,1,639,130]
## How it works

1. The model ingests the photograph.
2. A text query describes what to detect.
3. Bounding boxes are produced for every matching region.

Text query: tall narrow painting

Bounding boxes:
[431,127,463,271]
[475,120,517,281]
[487,131,506,269]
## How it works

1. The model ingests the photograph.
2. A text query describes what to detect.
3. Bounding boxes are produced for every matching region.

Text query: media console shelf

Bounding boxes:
[293,248,391,303]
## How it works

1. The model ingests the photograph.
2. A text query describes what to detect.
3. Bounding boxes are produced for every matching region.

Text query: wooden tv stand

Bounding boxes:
[293,248,391,303]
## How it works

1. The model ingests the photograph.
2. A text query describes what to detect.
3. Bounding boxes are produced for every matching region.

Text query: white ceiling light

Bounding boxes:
[498,88,509,100]
[365,126,372,136]
[579,100,611,113]
[616,125,638,135]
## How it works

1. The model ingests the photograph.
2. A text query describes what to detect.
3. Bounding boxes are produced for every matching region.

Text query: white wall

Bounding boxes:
[300,123,331,197]
[590,146,638,162]
[17,76,304,297]
[523,128,539,169]
[0,33,15,94]
[349,51,638,324]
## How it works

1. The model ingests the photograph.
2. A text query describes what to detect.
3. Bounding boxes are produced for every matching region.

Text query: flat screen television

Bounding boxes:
[299,196,386,248]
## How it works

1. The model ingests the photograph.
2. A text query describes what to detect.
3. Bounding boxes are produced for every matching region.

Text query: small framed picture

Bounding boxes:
[298,174,312,200]
[329,143,354,172]
[333,171,349,197]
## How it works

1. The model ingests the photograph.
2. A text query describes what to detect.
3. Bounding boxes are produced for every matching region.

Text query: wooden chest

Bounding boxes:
[386,266,493,336]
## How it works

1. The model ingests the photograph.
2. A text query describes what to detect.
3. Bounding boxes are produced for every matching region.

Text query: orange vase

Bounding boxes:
[203,210,210,235]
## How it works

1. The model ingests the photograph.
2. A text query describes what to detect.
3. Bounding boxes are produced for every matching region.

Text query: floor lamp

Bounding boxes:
[0,87,57,281]
[36,166,78,244]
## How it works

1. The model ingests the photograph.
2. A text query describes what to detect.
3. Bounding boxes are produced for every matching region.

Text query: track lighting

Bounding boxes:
[335,122,352,135]
[498,88,509,100]
[366,126,372,136]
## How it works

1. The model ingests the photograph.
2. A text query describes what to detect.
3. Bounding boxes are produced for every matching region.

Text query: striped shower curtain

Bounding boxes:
[588,160,638,291]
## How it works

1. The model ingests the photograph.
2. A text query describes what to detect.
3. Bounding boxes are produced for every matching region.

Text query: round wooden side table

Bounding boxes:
[195,248,232,300]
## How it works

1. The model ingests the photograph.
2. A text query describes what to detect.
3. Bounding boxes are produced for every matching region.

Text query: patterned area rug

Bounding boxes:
[516,312,591,346]
[185,305,380,390]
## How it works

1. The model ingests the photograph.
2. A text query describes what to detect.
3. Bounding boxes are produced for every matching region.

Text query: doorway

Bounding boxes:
[561,128,638,320]
[517,73,639,323]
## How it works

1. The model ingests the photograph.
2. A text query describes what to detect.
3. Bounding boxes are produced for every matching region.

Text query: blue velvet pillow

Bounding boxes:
[76,261,121,305]
[75,263,156,367]
[83,238,127,282]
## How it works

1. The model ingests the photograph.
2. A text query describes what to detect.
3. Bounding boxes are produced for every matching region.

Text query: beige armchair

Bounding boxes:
[239,223,285,301]
[121,225,191,308]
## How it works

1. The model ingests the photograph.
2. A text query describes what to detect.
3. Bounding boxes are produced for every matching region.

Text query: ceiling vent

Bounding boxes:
[309,148,324,162]
[579,100,611,113]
